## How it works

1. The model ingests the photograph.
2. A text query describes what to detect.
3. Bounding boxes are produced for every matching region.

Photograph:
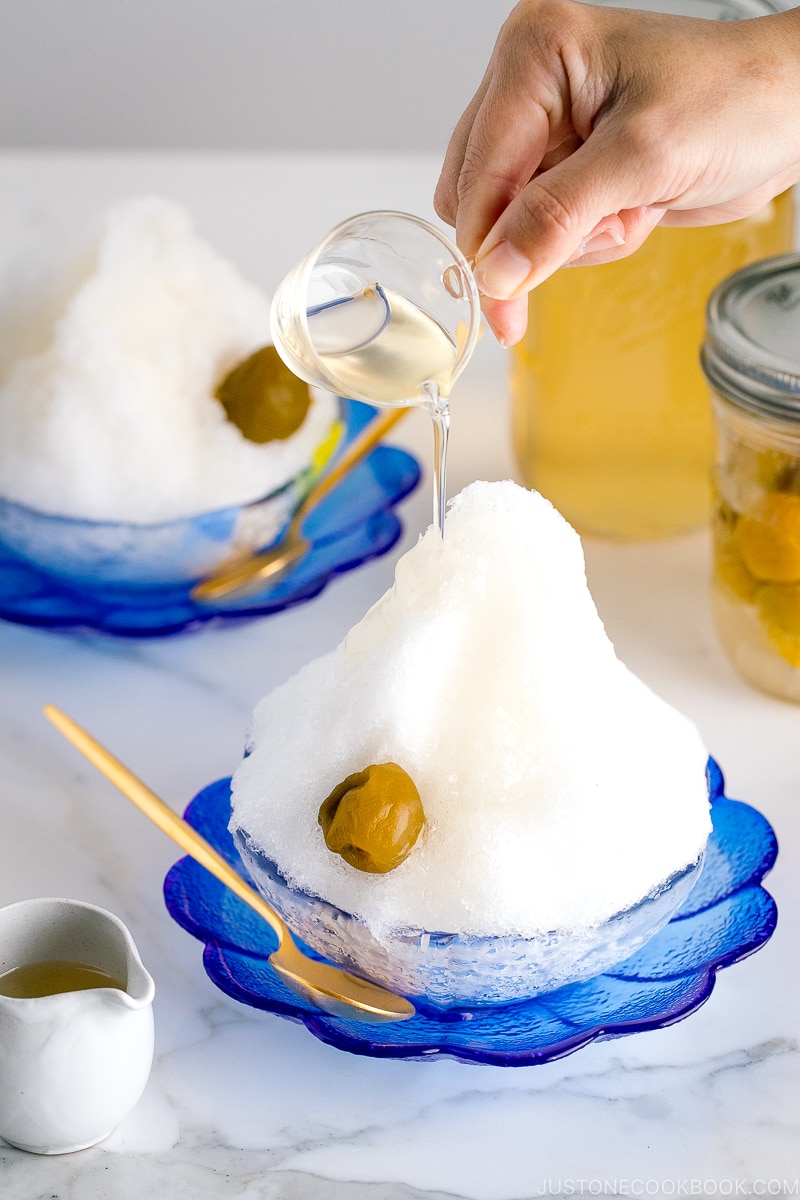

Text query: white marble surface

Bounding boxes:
[0,153,798,1200]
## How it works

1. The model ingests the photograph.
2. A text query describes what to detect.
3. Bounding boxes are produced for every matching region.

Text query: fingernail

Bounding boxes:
[474,241,532,299]
[579,226,626,256]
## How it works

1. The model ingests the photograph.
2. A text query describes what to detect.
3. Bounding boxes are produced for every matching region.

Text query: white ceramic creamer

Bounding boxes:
[0,897,155,1154]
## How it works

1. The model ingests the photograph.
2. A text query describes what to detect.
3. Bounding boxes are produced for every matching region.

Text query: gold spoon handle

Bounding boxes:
[43,704,285,945]
[191,404,411,604]
[292,404,409,525]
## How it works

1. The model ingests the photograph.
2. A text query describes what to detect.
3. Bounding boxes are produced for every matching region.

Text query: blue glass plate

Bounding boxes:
[0,401,420,638]
[163,758,778,1065]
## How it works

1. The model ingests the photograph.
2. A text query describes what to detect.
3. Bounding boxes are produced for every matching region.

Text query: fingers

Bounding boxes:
[479,208,665,346]
[473,127,657,296]
[436,3,566,259]
[454,83,554,261]
[480,295,530,347]
[563,213,627,264]
[434,81,490,229]
[563,207,664,265]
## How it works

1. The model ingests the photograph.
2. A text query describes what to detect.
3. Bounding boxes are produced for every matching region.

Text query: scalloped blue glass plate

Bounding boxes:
[163,758,778,1065]
[0,401,420,637]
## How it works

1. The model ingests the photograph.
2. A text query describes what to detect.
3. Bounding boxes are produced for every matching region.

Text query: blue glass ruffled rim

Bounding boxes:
[163,757,778,1066]
[0,401,420,638]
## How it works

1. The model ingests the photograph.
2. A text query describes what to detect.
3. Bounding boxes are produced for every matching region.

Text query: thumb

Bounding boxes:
[473,131,652,296]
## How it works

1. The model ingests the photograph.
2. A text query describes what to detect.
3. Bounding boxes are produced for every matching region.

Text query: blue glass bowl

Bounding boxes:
[232,830,703,1009]
[163,758,778,1065]
[0,401,420,637]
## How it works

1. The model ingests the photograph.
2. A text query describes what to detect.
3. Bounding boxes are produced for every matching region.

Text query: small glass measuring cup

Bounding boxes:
[270,211,480,536]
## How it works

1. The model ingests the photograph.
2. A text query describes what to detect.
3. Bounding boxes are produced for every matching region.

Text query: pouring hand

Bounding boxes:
[434,0,800,345]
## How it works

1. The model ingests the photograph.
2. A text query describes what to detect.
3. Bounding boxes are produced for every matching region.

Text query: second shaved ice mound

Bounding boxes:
[0,196,337,524]
[230,481,711,943]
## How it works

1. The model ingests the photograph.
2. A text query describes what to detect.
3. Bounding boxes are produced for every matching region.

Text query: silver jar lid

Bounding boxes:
[701,252,800,421]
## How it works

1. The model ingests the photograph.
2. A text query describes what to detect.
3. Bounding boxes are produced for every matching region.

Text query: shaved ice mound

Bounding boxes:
[0,196,337,524]
[230,481,711,1003]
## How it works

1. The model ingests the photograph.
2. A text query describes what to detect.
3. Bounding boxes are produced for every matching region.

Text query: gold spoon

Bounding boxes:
[191,405,409,605]
[43,704,415,1024]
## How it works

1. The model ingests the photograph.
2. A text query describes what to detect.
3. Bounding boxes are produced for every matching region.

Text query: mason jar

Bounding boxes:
[511,0,796,540]
[701,252,800,702]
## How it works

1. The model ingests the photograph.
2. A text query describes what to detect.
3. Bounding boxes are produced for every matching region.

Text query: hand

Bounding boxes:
[434,0,800,344]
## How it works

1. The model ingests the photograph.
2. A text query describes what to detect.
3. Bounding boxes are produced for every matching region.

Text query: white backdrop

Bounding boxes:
[0,0,514,153]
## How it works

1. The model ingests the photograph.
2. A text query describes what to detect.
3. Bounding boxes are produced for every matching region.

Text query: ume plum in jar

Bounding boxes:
[702,253,800,703]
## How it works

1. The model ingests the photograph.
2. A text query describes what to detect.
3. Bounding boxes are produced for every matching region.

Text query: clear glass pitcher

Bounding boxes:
[270,210,480,406]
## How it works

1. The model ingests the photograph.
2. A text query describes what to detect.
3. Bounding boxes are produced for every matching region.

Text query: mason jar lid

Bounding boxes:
[701,253,800,422]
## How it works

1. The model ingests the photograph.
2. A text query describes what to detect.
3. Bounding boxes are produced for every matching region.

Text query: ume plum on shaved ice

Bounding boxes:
[230,481,711,950]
